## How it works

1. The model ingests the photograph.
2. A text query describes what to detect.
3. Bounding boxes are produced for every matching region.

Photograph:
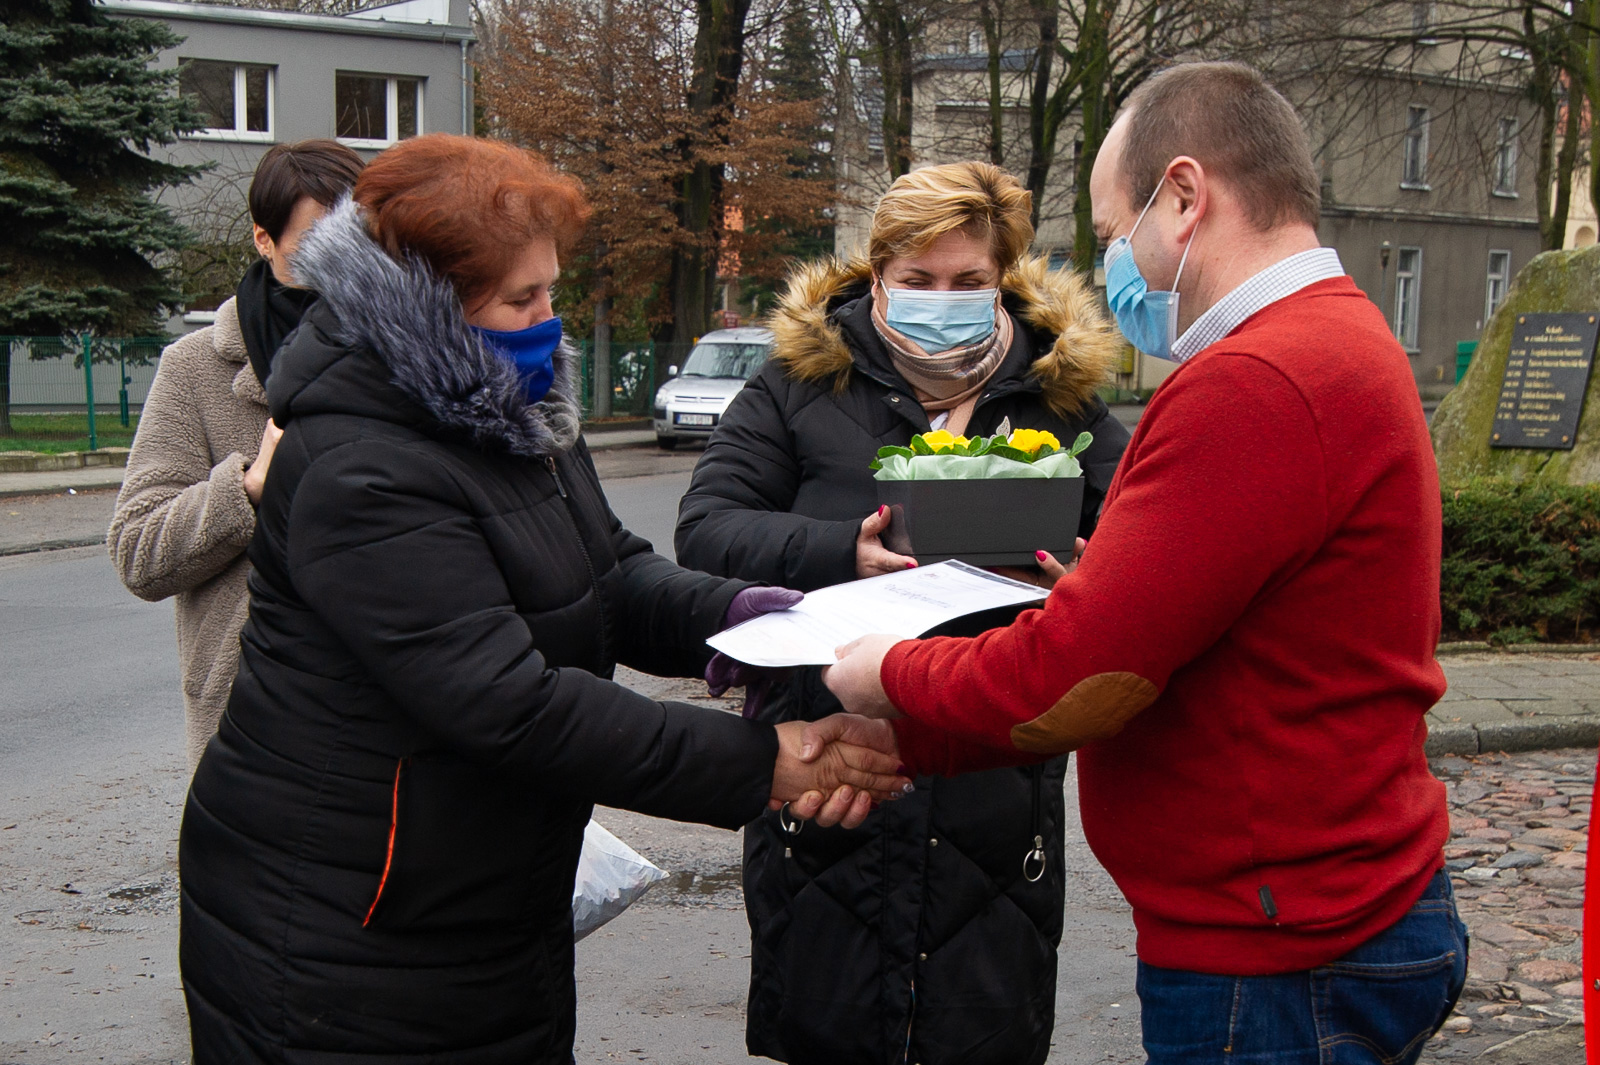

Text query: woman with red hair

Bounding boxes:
[175,135,906,1064]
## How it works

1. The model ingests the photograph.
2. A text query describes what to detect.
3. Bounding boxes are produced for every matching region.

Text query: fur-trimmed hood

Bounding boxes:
[285,197,582,457]
[767,256,1123,418]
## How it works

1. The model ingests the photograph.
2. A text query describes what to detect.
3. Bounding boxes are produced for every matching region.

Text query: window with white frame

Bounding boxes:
[1394,246,1422,349]
[1402,106,1429,188]
[178,60,273,141]
[1485,250,1511,320]
[1493,118,1518,196]
[336,73,423,147]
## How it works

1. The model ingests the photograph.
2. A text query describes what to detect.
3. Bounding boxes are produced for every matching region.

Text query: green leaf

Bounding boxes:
[989,445,1037,463]
[869,459,882,470]
[876,445,915,460]
[1034,443,1058,460]
[1069,431,1094,457]
[910,436,935,456]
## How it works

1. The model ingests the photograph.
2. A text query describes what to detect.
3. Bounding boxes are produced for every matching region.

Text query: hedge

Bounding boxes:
[1441,477,1600,643]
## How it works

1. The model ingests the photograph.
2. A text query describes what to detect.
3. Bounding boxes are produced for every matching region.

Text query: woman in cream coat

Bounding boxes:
[108,140,363,768]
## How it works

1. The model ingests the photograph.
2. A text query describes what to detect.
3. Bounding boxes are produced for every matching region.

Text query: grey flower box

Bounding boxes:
[877,477,1085,567]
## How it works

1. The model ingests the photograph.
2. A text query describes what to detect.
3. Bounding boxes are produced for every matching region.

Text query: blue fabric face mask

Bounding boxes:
[1103,179,1196,361]
[880,285,999,352]
[472,316,561,405]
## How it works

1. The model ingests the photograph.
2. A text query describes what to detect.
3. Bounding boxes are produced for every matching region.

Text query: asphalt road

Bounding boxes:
[0,455,1145,1065]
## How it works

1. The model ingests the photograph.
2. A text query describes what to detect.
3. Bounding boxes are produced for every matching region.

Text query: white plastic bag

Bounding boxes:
[571,820,667,941]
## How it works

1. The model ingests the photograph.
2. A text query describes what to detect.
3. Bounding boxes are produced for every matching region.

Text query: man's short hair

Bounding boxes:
[1119,62,1320,231]
[248,140,367,241]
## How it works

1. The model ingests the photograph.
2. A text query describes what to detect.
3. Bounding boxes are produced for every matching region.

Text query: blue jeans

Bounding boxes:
[1137,870,1468,1065]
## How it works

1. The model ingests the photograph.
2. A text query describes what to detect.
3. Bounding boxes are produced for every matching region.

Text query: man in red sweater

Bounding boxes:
[817,62,1466,1062]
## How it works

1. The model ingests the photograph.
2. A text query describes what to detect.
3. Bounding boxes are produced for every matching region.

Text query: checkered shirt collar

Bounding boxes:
[1169,248,1346,363]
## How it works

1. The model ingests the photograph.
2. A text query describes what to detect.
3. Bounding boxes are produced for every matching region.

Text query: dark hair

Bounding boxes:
[353,134,591,309]
[248,140,367,240]
[1119,62,1321,231]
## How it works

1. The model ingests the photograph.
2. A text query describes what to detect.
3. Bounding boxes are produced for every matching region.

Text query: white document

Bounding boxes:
[706,560,1048,668]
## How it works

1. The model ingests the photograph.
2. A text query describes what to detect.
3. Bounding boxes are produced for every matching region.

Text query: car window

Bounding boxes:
[680,342,771,379]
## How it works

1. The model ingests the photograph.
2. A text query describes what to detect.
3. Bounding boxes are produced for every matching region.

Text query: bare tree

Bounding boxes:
[481,0,833,345]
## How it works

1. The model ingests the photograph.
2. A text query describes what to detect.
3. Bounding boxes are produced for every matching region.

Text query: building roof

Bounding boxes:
[97,0,475,43]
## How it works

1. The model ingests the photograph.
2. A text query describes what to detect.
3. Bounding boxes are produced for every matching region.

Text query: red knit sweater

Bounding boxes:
[882,277,1450,974]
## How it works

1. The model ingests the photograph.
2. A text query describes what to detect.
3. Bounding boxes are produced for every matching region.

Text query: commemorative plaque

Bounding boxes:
[1490,312,1600,450]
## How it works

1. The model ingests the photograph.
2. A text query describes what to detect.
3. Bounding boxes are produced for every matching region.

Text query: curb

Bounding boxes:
[1438,641,1600,656]
[0,448,130,474]
[0,476,126,500]
[1426,715,1600,757]
[584,430,659,452]
[0,536,105,557]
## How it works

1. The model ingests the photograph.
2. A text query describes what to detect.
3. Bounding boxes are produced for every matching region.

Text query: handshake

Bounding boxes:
[768,715,907,830]
[712,587,909,830]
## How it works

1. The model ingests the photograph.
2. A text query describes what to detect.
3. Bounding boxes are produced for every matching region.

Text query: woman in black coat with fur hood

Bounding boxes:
[177,135,907,1065]
[676,163,1132,1065]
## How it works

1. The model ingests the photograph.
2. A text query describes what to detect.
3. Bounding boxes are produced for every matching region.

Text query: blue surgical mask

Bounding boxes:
[1103,180,1196,361]
[879,284,999,352]
[472,316,561,404]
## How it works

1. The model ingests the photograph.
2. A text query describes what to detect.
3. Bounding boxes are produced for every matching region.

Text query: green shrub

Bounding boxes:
[1441,477,1600,643]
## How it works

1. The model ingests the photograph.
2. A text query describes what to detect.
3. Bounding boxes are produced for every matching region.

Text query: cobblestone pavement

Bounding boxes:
[1421,747,1592,1062]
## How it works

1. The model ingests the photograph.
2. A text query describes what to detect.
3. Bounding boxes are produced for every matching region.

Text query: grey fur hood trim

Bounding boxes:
[290,197,582,457]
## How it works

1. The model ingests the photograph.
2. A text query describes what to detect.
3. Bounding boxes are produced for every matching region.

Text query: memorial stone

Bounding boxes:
[1433,246,1600,484]
[1489,313,1598,450]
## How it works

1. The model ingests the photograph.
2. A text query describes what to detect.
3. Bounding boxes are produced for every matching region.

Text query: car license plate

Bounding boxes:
[675,413,714,426]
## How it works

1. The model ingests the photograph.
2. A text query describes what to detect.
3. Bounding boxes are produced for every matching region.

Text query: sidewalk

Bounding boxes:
[0,427,660,499]
[1432,653,1600,756]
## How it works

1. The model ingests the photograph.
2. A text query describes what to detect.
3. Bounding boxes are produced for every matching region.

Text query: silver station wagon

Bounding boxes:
[651,327,774,449]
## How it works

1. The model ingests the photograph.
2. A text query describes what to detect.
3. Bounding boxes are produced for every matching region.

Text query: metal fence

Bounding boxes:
[1,335,695,423]
[573,340,693,418]
[2,336,169,416]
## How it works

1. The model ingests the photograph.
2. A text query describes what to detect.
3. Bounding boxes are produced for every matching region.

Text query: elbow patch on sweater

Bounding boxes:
[1010,672,1159,754]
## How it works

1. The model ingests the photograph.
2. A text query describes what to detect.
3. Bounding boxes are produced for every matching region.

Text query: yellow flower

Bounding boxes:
[1008,428,1061,455]
[920,429,970,453]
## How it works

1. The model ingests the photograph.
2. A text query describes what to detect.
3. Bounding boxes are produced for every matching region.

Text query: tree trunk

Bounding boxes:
[1534,55,1560,248]
[1583,2,1600,227]
[1071,75,1110,276]
[1024,0,1061,227]
[1529,1,1580,252]
[667,0,754,346]
[1531,0,1559,250]
[594,0,615,414]
[980,0,1004,166]
[1070,1,1116,275]
[1551,82,1581,249]
[593,249,613,419]
[876,0,915,179]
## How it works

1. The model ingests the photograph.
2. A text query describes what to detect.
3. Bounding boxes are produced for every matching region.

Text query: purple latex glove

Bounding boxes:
[706,586,804,718]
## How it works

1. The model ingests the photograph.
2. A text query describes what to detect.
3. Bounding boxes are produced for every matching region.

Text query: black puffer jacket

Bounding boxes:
[676,258,1132,1065]
[179,200,777,1065]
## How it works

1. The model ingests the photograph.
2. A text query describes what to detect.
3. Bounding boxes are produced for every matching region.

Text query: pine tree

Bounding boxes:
[0,0,201,337]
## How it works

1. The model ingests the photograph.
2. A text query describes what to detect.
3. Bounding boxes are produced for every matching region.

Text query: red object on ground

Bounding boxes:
[884,277,1450,976]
